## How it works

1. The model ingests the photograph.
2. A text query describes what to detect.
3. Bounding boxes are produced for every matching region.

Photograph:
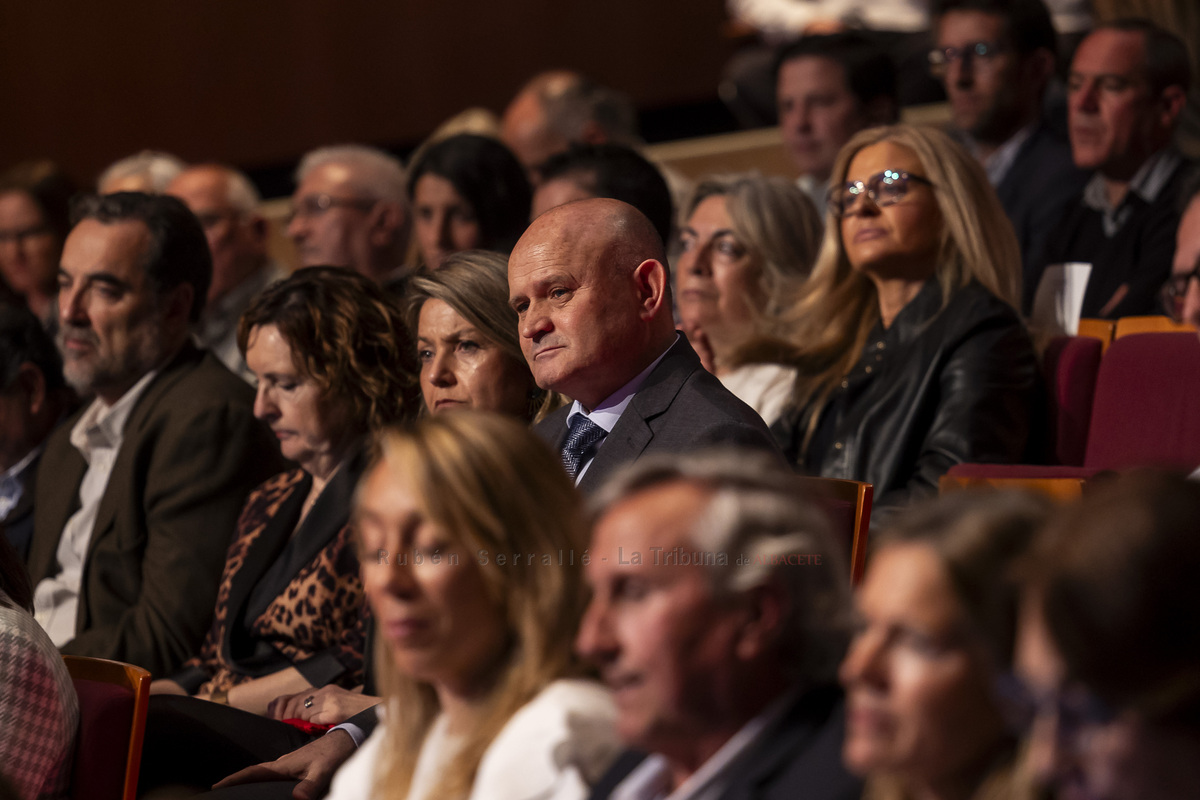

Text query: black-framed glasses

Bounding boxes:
[1160,262,1200,323]
[928,41,1008,75]
[288,193,376,224]
[993,672,1117,743]
[827,170,934,218]
[0,224,53,245]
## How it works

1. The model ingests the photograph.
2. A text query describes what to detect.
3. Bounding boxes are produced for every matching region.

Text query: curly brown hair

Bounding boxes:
[237,267,420,434]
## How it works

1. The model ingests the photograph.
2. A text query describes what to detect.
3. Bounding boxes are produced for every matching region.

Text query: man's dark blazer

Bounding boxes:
[28,343,287,677]
[534,337,784,494]
[589,686,862,800]
[2,450,39,562]
[993,123,1090,283]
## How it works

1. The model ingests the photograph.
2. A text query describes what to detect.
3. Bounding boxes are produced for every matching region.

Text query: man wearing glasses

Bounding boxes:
[287,145,409,284]
[1026,20,1192,319]
[1162,173,1200,331]
[931,0,1087,278]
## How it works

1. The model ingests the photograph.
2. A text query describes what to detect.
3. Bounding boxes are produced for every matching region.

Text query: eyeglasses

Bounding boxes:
[288,193,376,224]
[994,673,1117,743]
[1160,262,1200,323]
[928,41,1009,75]
[827,169,934,218]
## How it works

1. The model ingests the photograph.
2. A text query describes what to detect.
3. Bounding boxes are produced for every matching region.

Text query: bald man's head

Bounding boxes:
[508,198,675,410]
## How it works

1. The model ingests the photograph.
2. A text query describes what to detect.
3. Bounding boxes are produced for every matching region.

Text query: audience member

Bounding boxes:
[533,144,674,247]
[678,173,822,424]
[96,150,186,194]
[0,161,75,326]
[501,71,639,182]
[507,198,781,493]
[1161,169,1200,327]
[775,34,899,216]
[0,536,78,800]
[840,490,1050,800]
[27,192,285,676]
[138,267,419,794]
[580,450,861,800]
[405,134,531,270]
[1028,20,1193,318]
[287,145,409,283]
[324,412,620,799]
[0,302,71,562]
[765,125,1039,511]
[932,0,1090,275]
[1017,471,1200,800]
[409,250,561,421]
[167,163,285,382]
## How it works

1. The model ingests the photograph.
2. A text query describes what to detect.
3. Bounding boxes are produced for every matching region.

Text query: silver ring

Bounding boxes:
[304,696,314,709]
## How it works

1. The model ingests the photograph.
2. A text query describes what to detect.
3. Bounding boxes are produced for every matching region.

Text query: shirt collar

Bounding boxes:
[612,688,798,800]
[69,369,160,456]
[1081,149,1182,236]
[567,335,678,434]
[0,444,41,484]
[976,122,1037,187]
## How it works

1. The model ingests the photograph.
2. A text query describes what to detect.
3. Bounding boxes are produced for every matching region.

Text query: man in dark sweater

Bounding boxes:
[1026,19,1192,319]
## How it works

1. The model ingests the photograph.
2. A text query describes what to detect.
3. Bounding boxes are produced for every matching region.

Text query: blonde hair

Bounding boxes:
[366,412,589,800]
[407,250,565,422]
[686,173,822,361]
[748,124,1021,452]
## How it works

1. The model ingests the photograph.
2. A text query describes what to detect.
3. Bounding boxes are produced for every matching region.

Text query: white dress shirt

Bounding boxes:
[0,446,41,522]
[33,370,158,645]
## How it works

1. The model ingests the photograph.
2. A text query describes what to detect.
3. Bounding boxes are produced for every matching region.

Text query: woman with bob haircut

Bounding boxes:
[139,267,421,792]
[1016,471,1200,800]
[408,250,562,422]
[327,411,619,800]
[677,172,822,423]
[406,134,532,270]
[841,490,1051,800]
[761,124,1039,510]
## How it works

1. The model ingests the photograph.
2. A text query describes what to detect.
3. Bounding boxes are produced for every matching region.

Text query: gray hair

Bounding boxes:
[540,75,639,146]
[222,166,262,214]
[97,150,186,194]
[591,450,852,683]
[295,144,407,206]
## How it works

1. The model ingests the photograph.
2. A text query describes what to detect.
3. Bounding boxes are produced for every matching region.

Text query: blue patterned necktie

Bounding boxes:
[562,414,607,479]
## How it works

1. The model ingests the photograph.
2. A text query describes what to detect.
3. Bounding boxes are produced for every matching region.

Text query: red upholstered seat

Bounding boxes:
[1043,335,1103,466]
[64,656,150,800]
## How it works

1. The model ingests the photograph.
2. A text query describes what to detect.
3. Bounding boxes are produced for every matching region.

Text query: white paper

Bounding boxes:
[1031,262,1092,335]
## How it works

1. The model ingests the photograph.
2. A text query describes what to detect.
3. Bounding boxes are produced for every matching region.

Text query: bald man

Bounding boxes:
[167,164,281,382]
[508,198,782,493]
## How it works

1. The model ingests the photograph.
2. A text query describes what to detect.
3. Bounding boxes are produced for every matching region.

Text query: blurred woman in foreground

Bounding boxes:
[841,490,1049,800]
[1017,472,1200,800]
[327,412,619,799]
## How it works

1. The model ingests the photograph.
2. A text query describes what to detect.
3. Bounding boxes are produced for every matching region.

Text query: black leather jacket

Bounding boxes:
[772,279,1040,511]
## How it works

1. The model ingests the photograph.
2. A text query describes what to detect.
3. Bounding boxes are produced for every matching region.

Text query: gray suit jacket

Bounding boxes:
[535,338,784,494]
[29,344,286,676]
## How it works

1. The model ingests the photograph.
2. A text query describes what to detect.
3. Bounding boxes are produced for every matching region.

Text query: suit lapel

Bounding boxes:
[29,434,86,581]
[577,338,700,494]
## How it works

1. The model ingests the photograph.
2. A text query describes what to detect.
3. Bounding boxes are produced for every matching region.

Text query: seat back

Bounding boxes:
[63,656,151,800]
[1077,318,1116,352]
[1042,335,1103,466]
[797,477,873,586]
[1114,315,1196,339]
[1084,332,1200,470]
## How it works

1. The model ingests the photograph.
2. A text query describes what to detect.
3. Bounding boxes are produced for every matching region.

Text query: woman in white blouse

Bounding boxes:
[328,412,619,800]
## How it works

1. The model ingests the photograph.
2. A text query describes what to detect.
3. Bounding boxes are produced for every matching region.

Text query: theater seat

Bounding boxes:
[798,477,873,586]
[63,656,151,800]
[946,332,1200,490]
[1042,335,1103,466]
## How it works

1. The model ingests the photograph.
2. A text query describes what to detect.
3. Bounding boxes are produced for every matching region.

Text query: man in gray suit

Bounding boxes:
[507,198,782,492]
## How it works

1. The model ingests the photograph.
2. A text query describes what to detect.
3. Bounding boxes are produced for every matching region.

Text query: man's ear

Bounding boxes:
[633,258,669,321]
[368,201,404,248]
[734,581,788,661]
[13,362,47,416]
[1159,84,1188,129]
[162,283,195,331]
